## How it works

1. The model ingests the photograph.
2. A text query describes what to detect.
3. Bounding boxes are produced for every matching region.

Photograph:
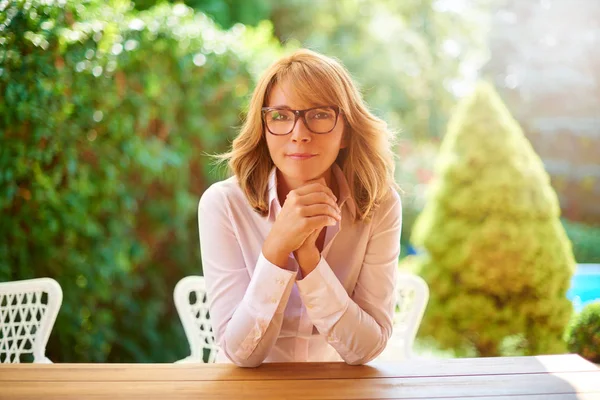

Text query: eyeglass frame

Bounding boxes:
[261,105,341,135]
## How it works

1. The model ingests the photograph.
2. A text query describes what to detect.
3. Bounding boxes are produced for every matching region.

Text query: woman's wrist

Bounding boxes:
[295,247,320,277]
[262,238,291,268]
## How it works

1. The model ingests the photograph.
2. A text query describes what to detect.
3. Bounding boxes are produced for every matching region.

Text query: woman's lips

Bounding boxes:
[286,153,316,160]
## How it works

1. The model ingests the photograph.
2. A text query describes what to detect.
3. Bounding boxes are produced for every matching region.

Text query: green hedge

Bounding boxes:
[565,301,600,363]
[0,0,283,362]
[561,219,600,264]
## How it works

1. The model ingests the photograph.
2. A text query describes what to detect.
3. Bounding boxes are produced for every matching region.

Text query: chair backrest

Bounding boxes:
[173,276,218,363]
[377,273,429,361]
[0,278,63,363]
[391,273,429,358]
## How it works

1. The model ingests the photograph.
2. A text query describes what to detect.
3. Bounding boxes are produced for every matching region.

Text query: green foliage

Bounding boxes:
[411,82,576,357]
[566,301,600,363]
[184,0,271,29]
[0,0,282,362]
[561,219,600,263]
[132,0,272,29]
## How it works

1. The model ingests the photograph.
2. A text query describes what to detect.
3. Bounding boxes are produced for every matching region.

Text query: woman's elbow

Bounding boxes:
[343,337,389,365]
[344,358,367,366]
[221,344,265,368]
[231,358,264,368]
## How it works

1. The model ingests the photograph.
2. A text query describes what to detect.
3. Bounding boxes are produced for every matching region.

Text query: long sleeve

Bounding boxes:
[296,191,401,365]
[198,184,296,367]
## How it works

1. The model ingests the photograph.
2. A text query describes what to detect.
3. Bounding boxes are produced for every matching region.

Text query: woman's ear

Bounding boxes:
[340,135,348,149]
[340,121,349,149]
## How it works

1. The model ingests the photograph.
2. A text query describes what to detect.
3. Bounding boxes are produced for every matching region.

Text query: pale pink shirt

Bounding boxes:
[198,163,401,367]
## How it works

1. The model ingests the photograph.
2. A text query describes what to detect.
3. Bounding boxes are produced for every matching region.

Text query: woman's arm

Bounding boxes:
[198,184,296,367]
[296,191,401,365]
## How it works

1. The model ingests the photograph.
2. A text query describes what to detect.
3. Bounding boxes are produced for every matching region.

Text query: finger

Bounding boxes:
[309,176,327,186]
[291,182,336,202]
[301,204,341,221]
[305,215,337,230]
[297,192,340,212]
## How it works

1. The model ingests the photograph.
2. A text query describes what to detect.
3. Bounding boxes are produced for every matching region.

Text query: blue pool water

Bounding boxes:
[566,264,600,312]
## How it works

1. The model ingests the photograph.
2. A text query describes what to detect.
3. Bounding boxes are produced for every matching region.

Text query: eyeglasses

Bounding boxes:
[261,106,341,135]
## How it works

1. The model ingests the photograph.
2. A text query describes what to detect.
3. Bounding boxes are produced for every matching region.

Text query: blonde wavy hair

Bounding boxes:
[218,49,398,221]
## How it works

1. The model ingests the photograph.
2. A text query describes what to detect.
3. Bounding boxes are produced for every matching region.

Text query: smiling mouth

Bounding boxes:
[287,153,317,160]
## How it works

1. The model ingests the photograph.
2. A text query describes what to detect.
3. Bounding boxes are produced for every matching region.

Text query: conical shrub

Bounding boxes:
[411,81,576,356]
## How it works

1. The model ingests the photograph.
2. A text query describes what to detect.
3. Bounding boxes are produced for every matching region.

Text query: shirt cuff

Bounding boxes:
[296,256,350,323]
[244,252,296,317]
[233,252,296,360]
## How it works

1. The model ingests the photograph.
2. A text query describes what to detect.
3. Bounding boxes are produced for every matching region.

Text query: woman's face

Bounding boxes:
[264,81,347,187]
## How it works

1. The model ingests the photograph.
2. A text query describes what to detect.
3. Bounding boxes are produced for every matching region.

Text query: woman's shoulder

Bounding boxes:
[198,176,244,212]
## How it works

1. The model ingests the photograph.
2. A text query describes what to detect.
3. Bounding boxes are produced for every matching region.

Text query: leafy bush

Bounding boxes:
[411,82,576,357]
[561,219,600,264]
[566,301,600,363]
[0,0,283,362]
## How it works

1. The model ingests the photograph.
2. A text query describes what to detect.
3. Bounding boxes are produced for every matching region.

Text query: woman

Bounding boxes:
[199,49,401,367]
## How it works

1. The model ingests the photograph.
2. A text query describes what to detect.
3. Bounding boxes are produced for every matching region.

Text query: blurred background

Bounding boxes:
[1,0,598,363]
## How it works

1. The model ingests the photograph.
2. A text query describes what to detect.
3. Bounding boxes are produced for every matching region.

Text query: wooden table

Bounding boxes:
[1,354,598,399]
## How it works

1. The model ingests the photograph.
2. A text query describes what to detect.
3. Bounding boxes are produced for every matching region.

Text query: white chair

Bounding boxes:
[0,277,63,363]
[376,273,429,361]
[174,276,219,363]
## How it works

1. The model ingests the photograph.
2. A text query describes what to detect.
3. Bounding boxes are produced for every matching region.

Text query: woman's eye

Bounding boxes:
[313,112,332,119]
[272,112,289,121]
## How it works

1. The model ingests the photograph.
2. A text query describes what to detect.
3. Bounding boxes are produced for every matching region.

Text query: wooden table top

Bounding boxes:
[0,354,598,399]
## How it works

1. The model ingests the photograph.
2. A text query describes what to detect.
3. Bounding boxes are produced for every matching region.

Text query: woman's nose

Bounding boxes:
[290,118,311,142]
